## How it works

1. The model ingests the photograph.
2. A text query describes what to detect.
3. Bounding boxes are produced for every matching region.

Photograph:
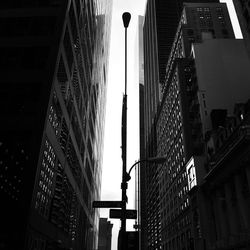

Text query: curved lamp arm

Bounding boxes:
[126,155,167,180]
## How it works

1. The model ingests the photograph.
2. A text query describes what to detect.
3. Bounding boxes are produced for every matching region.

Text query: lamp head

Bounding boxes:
[122,12,131,28]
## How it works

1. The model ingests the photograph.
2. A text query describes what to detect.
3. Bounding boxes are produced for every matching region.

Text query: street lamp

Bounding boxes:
[93,13,167,249]
[119,155,167,250]
[125,156,168,181]
[120,11,167,250]
[120,11,131,250]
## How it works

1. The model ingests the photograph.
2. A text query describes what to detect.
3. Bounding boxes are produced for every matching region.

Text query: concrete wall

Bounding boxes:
[193,39,250,131]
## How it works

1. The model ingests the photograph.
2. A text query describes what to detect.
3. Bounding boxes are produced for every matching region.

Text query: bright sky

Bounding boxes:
[101,0,242,249]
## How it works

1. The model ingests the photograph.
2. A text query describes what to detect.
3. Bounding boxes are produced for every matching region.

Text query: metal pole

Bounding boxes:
[121,25,127,235]
[125,27,127,95]
[121,12,131,250]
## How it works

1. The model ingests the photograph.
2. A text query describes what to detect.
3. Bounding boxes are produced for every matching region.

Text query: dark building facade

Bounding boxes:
[141,0,219,249]
[185,22,250,250]
[139,0,250,249]
[194,100,250,249]
[137,15,146,250]
[143,0,220,140]
[98,218,113,250]
[233,0,250,56]
[0,1,112,249]
[185,100,250,250]
[155,2,250,250]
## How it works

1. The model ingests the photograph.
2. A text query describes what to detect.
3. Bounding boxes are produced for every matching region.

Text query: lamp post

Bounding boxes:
[120,12,131,250]
[120,11,167,250]
[126,156,167,179]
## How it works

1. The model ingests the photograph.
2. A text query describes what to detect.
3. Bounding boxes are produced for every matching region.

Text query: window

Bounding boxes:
[186,158,197,190]
[34,139,56,218]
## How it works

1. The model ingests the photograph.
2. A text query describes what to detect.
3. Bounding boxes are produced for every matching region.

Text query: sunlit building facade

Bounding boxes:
[0,1,112,249]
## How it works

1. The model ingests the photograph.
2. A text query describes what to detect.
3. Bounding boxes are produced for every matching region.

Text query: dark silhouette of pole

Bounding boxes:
[121,12,131,250]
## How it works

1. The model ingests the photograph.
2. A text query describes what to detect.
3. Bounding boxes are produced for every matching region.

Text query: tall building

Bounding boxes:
[0,1,112,249]
[143,0,219,142]
[142,0,218,249]
[155,2,250,250]
[98,218,113,250]
[138,15,146,250]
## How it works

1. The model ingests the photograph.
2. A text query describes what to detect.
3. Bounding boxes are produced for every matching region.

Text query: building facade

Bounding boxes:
[141,1,236,249]
[194,100,250,249]
[0,1,112,249]
[233,0,250,56]
[136,14,146,250]
[141,1,250,249]
[185,39,250,250]
[98,218,113,250]
[155,2,250,250]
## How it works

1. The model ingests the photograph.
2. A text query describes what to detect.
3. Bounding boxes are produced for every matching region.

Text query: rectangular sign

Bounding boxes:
[92,201,123,208]
[110,209,137,219]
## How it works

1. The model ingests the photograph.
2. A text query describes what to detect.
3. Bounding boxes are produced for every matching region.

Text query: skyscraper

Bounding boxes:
[142,1,250,249]
[156,4,238,248]
[138,15,145,250]
[0,1,112,249]
[98,218,113,250]
[143,0,219,141]
[141,0,218,249]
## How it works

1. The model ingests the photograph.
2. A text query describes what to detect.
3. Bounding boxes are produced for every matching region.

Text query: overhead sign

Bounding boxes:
[92,201,123,208]
[110,209,137,219]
